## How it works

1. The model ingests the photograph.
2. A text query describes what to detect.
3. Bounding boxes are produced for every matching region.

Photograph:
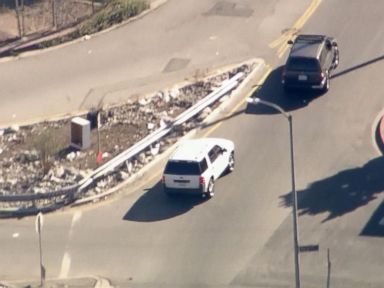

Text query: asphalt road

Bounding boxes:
[0,0,308,126]
[2,0,384,287]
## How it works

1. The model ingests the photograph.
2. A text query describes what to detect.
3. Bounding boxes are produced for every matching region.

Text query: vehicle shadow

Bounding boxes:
[123,181,207,222]
[245,66,323,115]
[280,157,384,223]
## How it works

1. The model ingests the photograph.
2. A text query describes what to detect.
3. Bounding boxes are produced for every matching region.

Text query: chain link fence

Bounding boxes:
[0,0,107,43]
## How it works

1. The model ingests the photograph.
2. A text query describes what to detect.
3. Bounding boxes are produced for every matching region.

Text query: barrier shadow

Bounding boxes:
[123,181,207,222]
[360,200,384,237]
[245,66,322,115]
[280,157,384,223]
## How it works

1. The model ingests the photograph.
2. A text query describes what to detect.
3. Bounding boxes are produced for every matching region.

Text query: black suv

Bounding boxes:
[282,34,339,93]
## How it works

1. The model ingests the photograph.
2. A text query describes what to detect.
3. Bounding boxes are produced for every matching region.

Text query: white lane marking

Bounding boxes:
[58,211,81,278]
[69,211,82,238]
[72,211,82,227]
[59,252,71,279]
[12,233,19,238]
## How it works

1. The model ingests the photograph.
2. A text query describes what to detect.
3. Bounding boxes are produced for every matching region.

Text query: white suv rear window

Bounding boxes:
[165,161,201,175]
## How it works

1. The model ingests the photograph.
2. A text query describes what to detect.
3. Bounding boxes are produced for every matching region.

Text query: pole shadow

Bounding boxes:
[123,181,207,222]
[360,200,384,237]
[245,66,322,115]
[280,157,384,223]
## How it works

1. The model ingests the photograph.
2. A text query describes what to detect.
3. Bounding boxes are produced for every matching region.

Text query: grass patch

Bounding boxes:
[39,0,149,48]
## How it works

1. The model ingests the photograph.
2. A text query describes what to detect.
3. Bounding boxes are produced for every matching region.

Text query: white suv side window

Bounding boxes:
[208,145,220,163]
[208,145,226,179]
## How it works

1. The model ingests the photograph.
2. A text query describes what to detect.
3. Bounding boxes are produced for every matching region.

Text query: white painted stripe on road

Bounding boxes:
[58,211,81,278]
[12,232,19,238]
[69,211,82,238]
[71,211,82,227]
[59,252,71,279]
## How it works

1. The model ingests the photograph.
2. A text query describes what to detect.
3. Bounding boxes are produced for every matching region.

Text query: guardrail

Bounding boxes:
[0,70,246,214]
[0,184,78,202]
[78,71,244,190]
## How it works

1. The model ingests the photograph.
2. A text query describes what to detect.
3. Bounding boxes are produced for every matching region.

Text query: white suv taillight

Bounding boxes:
[161,175,165,183]
[199,176,205,185]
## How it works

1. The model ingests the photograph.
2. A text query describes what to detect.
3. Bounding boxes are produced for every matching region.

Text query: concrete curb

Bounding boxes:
[202,58,266,125]
[0,57,250,130]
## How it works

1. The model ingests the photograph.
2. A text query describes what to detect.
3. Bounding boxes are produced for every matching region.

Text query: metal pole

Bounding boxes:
[37,216,45,287]
[247,98,301,287]
[38,226,43,287]
[288,115,301,288]
[35,212,45,287]
[14,0,22,38]
[51,0,57,30]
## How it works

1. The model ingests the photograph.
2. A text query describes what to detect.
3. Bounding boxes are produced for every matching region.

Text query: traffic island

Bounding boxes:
[0,60,265,216]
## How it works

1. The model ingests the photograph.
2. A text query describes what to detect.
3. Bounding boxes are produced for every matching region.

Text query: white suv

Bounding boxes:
[162,138,235,198]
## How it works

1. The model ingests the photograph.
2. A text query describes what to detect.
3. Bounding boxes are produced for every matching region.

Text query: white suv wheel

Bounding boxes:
[227,151,235,173]
[206,178,215,198]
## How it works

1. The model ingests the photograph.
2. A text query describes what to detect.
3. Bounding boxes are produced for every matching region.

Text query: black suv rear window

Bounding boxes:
[286,57,320,72]
[165,161,201,175]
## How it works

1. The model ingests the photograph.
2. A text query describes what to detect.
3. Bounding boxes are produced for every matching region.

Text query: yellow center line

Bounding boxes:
[269,33,291,49]
[277,43,289,59]
[269,0,322,58]
[293,0,322,30]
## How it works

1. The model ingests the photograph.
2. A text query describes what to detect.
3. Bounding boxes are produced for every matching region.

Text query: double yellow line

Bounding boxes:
[269,0,322,58]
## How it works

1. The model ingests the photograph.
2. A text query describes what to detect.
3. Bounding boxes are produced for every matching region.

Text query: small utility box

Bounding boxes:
[70,117,91,150]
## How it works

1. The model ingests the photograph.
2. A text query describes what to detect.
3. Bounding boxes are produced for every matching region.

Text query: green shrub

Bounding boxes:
[40,0,149,48]
[78,0,149,35]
